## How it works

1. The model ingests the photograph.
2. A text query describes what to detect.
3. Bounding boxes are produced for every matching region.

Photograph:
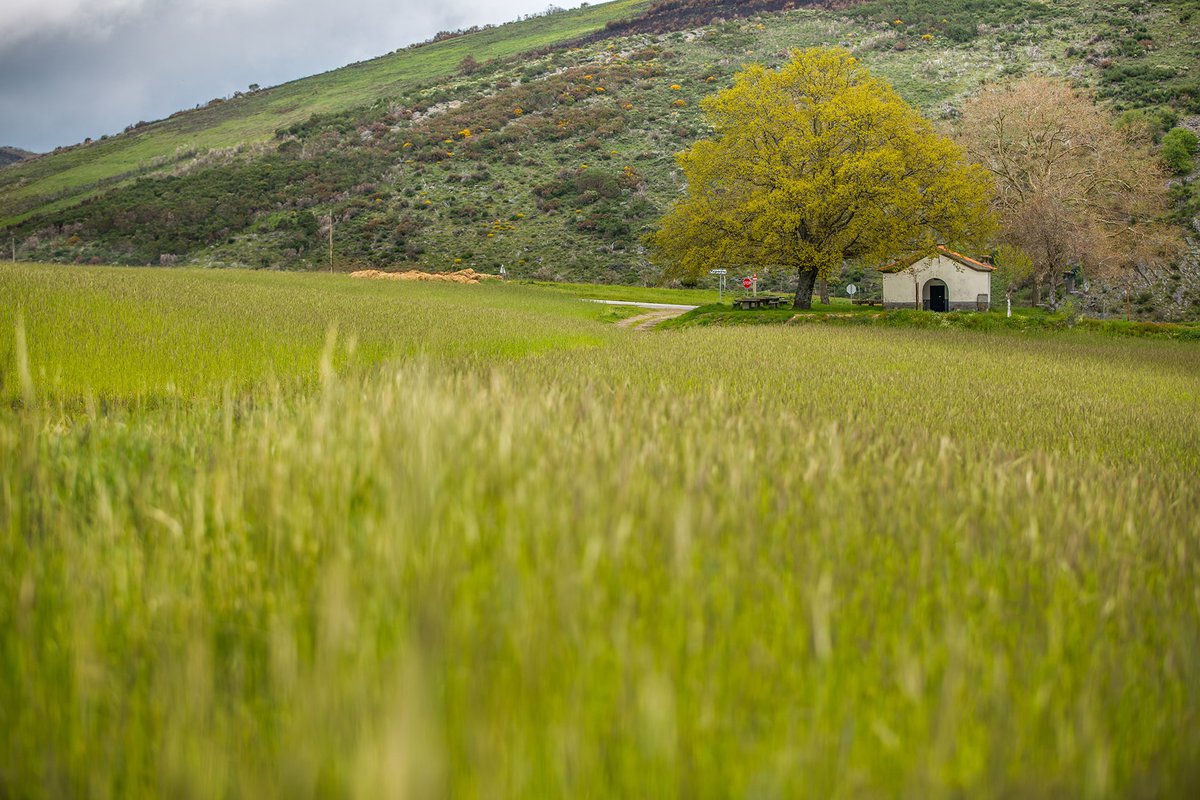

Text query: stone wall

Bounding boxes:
[882,300,989,311]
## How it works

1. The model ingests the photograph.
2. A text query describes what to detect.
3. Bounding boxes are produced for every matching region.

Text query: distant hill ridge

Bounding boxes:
[0,147,35,167]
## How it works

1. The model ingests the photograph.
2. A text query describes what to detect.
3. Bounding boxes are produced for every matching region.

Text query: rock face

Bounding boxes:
[0,147,35,167]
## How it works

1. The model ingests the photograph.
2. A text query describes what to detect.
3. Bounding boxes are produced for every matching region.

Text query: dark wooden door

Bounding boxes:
[930,284,947,312]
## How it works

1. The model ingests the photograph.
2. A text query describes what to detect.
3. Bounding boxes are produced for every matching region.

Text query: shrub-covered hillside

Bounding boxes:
[4,0,1200,311]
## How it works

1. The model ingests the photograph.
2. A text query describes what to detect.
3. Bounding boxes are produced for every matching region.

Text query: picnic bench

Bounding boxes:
[851,298,882,306]
[733,295,787,310]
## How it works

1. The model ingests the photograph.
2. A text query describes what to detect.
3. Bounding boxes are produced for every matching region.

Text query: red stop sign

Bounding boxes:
[742,277,752,289]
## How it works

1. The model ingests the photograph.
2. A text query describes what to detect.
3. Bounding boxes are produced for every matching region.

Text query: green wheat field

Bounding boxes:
[2,262,1199,797]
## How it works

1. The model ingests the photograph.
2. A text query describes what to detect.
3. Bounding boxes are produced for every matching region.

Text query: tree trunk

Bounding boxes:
[793,267,819,309]
[818,278,830,305]
[1032,278,1042,307]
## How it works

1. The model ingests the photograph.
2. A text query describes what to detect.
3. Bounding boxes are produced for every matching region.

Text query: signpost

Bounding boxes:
[709,268,727,300]
[846,283,857,297]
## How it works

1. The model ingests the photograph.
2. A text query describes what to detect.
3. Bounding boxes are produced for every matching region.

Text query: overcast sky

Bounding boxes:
[0,0,585,152]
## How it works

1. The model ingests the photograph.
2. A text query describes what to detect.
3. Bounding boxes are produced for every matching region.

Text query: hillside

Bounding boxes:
[0,0,654,224]
[5,0,1200,314]
[0,147,35,167]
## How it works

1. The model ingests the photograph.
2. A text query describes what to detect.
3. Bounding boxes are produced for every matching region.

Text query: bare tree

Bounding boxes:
[957,78,1175,308]
[458,55,481,76]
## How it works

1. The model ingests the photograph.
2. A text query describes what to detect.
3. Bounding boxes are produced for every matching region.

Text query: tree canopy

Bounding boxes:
[958,77,1176,306]
[646,47,993,308]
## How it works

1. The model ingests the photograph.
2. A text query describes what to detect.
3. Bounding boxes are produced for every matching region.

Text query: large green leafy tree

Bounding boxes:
[646,48,994,308]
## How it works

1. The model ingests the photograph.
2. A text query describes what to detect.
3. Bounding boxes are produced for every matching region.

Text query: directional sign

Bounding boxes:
[742,277,753,289]
[710,268,728,275]
[846,283,857,296]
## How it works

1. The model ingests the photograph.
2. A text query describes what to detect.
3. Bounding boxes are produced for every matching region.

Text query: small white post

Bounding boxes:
[1006,296,1011,318]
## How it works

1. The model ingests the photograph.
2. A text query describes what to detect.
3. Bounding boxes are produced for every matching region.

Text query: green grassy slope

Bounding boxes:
[0,0,653,224]
[663,301,1200,339]
[2,266,1199,795]
[0,262,619,403]
[6,0,1197,232]
[520,279,722,305]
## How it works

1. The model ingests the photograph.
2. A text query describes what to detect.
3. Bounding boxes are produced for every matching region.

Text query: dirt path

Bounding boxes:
[585,299,697,332]
[614,308,691,330]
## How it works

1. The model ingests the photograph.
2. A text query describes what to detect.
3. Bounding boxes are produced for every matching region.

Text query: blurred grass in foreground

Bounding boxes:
[2,264,1199,797]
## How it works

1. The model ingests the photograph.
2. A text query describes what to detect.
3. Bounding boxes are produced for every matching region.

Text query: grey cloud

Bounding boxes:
[0,1,580,152]
[0,1,151,48]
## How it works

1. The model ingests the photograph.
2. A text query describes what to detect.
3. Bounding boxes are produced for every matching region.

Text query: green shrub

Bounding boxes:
[1161,127,1199,175]
[1117,107,1179,141]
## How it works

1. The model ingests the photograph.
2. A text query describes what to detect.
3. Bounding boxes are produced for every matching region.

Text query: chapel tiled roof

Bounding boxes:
[879,245,994,273]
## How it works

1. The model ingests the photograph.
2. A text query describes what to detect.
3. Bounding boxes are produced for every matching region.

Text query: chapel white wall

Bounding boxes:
[881,255,990,308]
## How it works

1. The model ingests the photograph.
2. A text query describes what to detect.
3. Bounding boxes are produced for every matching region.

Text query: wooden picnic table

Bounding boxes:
[733,295,787,310]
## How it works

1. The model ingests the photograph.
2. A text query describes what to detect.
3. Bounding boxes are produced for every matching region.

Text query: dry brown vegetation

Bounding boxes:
[349,267,498,283]
[957,77,1181,306]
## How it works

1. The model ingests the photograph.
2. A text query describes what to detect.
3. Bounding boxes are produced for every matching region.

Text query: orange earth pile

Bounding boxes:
[349,268,496,284]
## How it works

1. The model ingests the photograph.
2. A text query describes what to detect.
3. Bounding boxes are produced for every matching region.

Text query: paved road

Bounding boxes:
[584,299,698,331]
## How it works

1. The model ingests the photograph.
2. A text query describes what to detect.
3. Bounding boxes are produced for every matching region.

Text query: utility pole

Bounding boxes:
[328,213,334,273]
